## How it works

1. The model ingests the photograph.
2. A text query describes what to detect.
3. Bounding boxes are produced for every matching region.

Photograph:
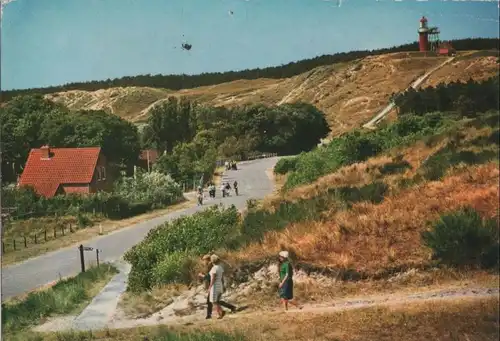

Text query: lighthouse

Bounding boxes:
[418,16,429,52]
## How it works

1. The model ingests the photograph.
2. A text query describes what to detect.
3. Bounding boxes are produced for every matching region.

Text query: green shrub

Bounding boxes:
[422,207,499,268]
[1,264,117,332]
[124,205,239,292]
[335,182,388,204]
[283,113,455,190]
[421,145,498,181]
[378,160,412,175]
[76,213,92,228]
[114,170,183,208]
[470,129,500,146]
[152,252,197,285]
[240,182,387,244]
[1,170,183,222]
[240,197,326,242]
[274,156,298,175]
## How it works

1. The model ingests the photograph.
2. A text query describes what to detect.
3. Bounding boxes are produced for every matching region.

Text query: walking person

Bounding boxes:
[199,254,237,319]
[278,251,303,311]
[233,180,239,196]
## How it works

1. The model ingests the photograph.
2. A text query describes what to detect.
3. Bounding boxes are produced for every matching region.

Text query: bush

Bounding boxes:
[114,170,183,208]
[470,129,500,146]
[283,113,456,190]
[273,156,298,175]
[335,182,388,204]
[422,207,499,268]
[124,205,239,292]
[240,182,388,244]
[421,145,498,181]
[378,160,412,175]
[1,170,184,222]
[240,197,326,243]
[152,252,197,285]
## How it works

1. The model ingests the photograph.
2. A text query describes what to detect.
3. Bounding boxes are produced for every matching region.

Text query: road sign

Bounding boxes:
[83,246,93,251]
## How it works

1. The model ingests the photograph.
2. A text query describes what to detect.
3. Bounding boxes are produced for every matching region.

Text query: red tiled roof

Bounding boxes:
[18,147,101,198]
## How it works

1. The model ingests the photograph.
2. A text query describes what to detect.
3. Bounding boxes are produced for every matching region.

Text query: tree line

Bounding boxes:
[0,95,141,183]
[2,38,497,100]
[143,97,330,183]
[394,76,499,117]
[0,95,330,184]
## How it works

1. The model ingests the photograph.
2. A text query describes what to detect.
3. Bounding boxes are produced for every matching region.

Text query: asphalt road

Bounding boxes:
[1,157,278,300]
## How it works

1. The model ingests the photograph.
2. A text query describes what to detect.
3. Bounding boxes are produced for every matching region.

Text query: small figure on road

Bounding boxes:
[220,183,227,197]
[233,181,239,196]
[278,251,303,311]
[209,183,216,198]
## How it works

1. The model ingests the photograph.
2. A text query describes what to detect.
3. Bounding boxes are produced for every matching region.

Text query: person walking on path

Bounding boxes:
[199,254,237,319]
[278,251,303,311]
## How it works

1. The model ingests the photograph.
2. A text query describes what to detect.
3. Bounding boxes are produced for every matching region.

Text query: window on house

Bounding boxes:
[101,166,106,180]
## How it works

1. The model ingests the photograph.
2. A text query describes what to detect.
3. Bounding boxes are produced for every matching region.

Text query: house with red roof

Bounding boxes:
[18,145,112,198]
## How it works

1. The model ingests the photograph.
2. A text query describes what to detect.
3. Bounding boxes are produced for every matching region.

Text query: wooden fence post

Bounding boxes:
[13,239,16,250]
[2,242,5,254]
[54,228,57,238]
[44,229,47,241]
[24,236,27,248]
[34,234,38,244]
[69,223,73,233]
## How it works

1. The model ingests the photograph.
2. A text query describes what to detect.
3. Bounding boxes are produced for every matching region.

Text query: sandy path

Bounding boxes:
[34,285,499,332]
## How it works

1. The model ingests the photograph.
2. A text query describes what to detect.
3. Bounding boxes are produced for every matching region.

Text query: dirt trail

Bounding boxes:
[108,286,499,330]
[33,285,499,332]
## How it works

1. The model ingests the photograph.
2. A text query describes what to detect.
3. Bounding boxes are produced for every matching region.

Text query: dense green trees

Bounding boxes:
[144,99,330,183]
[394,76,499,117]
[0,95,141,183]
[2,38,497,99]
[1,94,329,186]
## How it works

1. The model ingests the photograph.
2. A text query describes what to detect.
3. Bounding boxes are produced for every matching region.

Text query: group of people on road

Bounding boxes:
[197,250,301,320]
[197,181,239,205]
[224,160,238,171]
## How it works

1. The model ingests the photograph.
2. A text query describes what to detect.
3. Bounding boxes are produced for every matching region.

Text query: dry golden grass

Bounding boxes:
[282,125,496,203]
[229,163,499,273]
[45,52,498,137]
[36,296,499,341]
[1,199,195,266]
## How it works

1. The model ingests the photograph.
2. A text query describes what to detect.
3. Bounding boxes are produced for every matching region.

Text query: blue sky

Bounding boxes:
[1,0,498,90]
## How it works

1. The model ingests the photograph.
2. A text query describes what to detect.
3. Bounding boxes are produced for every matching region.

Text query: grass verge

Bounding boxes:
[1,199,194,267]
[2,264,118,337]
[29,296,499,341]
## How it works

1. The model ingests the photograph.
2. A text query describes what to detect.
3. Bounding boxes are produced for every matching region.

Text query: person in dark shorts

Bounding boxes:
[198,254,237,319]
[278,251,303,311]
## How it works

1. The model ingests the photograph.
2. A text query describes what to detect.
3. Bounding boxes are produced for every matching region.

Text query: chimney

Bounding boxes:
[40,145,51,159]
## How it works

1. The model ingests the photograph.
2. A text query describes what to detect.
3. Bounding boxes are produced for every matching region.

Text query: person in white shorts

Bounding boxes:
[208,254,226,319]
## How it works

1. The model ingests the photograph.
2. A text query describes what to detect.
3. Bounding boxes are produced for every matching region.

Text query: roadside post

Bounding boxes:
[78,244,94,273]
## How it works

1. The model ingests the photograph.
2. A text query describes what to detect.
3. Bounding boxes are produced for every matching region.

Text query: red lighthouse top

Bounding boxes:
[420,16,427,23]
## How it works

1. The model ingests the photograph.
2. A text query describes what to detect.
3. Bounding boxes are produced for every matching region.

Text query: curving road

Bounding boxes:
[1,157,279,301]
